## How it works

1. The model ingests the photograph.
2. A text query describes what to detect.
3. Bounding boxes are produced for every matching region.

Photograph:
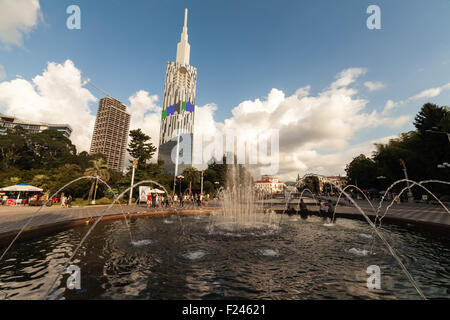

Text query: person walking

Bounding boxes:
[67,195,72,208]
[61,193,66,208]
[165,195,170,208]
[147,193,152,209]
[299,199,308,219]
[327,200,335,223]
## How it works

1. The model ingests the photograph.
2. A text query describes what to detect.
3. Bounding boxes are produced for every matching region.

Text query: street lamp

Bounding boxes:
[128,160,138,205]
[177,175,184,196]
[377,175,386,193]
[399,159,414,202]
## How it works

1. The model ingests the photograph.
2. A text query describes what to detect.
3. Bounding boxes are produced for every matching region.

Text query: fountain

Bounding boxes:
[374,179,450,226]
[300,173,427,299]
[0,169,449,300]
[208,165,280,234]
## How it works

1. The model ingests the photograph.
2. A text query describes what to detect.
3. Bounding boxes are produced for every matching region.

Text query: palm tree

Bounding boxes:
[182,166,200,195]
[84,158,110,204]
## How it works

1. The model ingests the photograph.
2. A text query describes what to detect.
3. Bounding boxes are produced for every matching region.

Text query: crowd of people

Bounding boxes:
[146,193,210,209]
[1,193,45,206]
[0,192,74,207]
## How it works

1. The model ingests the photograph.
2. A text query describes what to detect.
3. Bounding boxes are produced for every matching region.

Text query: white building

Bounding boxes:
[158,8,197,175]
[254,175,286,194]
[0,113,72,138]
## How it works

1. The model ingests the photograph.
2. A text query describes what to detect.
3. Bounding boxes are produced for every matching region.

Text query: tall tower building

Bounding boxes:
[90,97,131,172]
[158,8,197,175]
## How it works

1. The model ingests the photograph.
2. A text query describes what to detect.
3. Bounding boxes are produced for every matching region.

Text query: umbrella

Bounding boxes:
[0,183,43,192]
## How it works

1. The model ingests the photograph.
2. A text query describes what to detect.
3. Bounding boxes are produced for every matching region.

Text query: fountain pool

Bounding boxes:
[0,213,449,300]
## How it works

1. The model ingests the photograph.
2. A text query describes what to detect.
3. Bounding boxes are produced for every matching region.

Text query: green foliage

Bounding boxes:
[345,103,450,198]
[127,129,157,168]
[182,166,200,195]
[0,128,77,170]
[345,154,378,189]
[298,176,320,193]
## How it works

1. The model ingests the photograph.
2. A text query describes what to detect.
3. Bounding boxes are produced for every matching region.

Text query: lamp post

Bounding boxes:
[128,160,137,205]
[377,176,386,201]
[177,175,184,196]
[399,159,414,202]
[377,175,386,189]
[91,175,99,205]
[200,170,204,194]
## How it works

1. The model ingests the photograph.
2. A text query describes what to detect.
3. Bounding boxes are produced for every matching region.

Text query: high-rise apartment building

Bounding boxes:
[90,97,131,172]
[158,8,197,175]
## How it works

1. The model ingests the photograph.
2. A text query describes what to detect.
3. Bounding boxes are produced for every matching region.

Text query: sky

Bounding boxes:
[0,0,449,181]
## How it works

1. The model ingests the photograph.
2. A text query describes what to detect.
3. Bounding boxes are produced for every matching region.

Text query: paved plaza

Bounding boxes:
[261,196,450,226]
[0,202,216,237]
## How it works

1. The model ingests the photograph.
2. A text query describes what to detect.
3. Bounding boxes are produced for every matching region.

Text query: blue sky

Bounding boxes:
[0,0,450,178]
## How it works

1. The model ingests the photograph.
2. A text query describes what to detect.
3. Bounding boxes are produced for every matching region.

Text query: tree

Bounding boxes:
[182,166,200,195]
[0,129,27,169]
[0,128,77,171]
[31,174,50,190]
[345,154,378,189]
[414,103,448,134]
[85,158,110,202]
[127,129,157,168]
[297,176,320,193]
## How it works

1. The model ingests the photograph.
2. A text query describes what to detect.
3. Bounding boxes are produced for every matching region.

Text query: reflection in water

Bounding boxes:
[0,214,449,299]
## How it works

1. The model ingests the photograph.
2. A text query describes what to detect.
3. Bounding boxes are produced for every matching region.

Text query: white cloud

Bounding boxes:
[364,81,385,91]
[0,63,414,180]
[382,99,398,115]
[330,68,367,90]
[411,83,450,100]
[0,64,6,80]
[382,82,450,115]
[190,68,410,180]
[0,0,41,47]
[128,89,161,142]
[0,60,97,151]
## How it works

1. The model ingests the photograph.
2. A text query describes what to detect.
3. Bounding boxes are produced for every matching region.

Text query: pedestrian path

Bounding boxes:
[0,202,215,237]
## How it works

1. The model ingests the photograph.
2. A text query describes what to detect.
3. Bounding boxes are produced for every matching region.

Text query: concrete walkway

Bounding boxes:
[261,197,450,228]
[0,202,216,237]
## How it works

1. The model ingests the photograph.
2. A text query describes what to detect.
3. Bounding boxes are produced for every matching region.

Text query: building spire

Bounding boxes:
[176,8,191,65]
